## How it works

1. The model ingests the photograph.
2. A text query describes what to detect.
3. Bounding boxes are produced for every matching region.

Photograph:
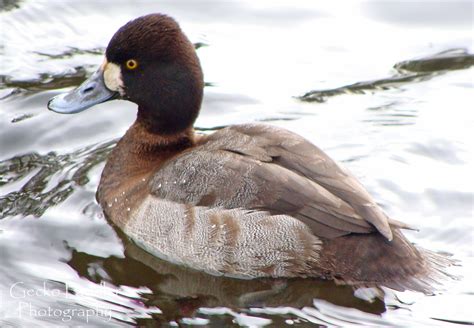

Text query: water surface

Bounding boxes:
[1,1,473,326]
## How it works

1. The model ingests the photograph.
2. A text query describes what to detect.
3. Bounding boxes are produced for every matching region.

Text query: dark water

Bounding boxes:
[1,1,473,326]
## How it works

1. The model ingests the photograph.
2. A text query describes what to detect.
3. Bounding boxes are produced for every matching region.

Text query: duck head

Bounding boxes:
[48,14,204,135]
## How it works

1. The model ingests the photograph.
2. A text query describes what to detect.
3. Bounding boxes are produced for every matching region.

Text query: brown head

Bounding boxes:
[48,14,204,135]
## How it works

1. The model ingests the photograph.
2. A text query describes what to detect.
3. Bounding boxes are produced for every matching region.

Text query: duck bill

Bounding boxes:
[48,67,118,114]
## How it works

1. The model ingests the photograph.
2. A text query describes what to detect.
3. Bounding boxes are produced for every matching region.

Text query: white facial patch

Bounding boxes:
[103,61,125,96]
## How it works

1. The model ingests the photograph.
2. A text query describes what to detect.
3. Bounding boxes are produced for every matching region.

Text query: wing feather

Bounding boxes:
[150,124,401,240]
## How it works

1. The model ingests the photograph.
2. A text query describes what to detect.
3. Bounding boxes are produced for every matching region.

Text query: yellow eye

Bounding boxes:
[125,59,138,70]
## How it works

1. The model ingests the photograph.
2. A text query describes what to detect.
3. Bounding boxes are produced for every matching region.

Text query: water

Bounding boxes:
[1,1,473,326]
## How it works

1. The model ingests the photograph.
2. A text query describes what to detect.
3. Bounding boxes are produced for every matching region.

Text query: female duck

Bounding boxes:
[48,14,451,293]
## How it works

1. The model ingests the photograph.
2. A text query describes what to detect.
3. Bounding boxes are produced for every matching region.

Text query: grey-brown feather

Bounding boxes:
[108,123,453,292]
[138,123,453,292]
[125,196,322,278]
[150,123,391,240]
[315,230,455,294]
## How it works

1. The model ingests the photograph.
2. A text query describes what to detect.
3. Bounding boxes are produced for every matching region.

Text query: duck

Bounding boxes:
[48,13,452,293]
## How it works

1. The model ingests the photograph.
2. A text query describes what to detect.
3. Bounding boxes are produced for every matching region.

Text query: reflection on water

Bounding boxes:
[0,141,114,218]
[394,48,474,73]
[1,0,473,326]
[1,67,90,98]
[0,0,22,12]
[67,228,386,325]
[299,48,474,103]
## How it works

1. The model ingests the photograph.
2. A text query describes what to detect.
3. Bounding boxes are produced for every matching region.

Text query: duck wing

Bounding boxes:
[150,124,397,240]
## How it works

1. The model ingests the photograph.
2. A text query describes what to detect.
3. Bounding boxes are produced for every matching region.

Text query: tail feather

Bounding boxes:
[317,230,455,294]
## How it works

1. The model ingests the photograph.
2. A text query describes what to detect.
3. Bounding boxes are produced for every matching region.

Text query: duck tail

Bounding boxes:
[317,230,456,294]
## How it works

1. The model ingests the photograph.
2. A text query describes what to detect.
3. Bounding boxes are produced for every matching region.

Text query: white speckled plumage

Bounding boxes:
[126,195,321,278]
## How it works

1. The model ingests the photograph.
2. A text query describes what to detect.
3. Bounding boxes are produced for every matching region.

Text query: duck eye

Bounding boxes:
[125,59,138,70]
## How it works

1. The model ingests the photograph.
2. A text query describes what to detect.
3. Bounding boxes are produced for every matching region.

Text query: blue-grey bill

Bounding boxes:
[47,69,118,114]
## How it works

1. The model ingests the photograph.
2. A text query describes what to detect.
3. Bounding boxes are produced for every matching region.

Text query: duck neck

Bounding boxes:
[120,118,195,156]
[96,118,195,212]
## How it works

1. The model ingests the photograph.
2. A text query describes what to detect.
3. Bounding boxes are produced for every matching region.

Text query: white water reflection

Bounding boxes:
[1,0,473,326]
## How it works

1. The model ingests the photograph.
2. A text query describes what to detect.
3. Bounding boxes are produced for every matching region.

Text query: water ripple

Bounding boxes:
[0,140,115,218]
[298,49,474,103]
